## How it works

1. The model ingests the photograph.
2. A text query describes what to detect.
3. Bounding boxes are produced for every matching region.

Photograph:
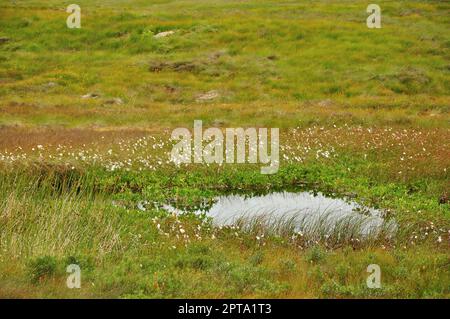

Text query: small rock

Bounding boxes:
[81,93,100,99]
[318,99,333,107]
[154,30,175,39]
[43,82,58,88]
[0,37,10,44]
[104,97,124,105]
[209,50,227,60]
[196,90,220,102]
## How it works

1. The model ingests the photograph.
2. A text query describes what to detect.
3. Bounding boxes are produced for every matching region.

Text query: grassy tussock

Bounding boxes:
[0,173,123,258]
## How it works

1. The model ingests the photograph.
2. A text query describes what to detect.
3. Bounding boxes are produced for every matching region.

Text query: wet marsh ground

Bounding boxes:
[0,0,449,298]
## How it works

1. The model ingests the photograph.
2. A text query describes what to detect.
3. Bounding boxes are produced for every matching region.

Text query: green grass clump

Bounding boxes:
[27,256,57,284]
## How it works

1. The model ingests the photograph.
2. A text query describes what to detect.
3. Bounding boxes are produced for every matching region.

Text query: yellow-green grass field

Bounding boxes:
[0,0,448,298]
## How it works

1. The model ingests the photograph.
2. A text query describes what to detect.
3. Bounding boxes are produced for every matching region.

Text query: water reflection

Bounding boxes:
[163,192,397,239]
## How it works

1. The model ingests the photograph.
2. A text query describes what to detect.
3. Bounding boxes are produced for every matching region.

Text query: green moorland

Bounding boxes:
[0,0,449,298]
